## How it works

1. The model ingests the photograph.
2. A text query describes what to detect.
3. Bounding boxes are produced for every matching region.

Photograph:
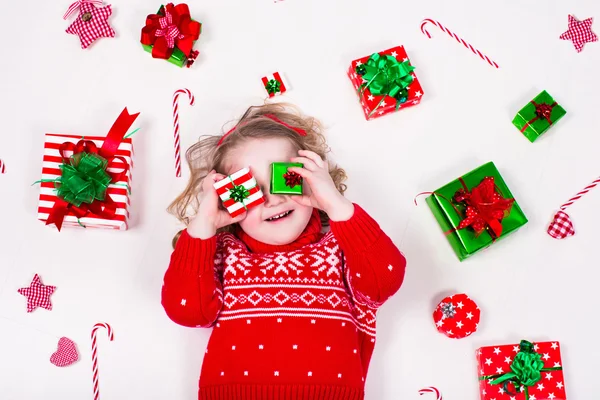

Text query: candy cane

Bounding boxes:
[172,88,195,177]
[419,386,442,400]
[91,323,114,400]
[0,159,5,174]
[559,176,600,210]
[421,19,499,68]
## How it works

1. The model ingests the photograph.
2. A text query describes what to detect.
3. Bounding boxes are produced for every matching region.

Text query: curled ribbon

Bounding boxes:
[520,101,557,133]
[453,176,514,239]
[356,52,415,114]
[480,340,562,399]
[265,79,282,95]
[140,3,201,60]
[63,0,104,19]
[44,108,140,231]
[283,171,302,188]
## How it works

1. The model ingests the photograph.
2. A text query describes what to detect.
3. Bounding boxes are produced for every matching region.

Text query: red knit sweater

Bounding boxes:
[162,204,406,400]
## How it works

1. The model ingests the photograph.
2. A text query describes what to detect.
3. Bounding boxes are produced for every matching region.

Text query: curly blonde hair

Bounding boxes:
[168,103,347,246]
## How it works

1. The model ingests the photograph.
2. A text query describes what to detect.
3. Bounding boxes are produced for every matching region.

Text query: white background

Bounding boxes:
[1,0,598,399]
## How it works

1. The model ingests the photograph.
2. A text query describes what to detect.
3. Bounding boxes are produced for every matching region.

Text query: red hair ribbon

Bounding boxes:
[217,114,306,146]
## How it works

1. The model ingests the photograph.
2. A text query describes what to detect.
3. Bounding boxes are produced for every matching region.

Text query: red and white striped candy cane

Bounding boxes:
[63,0,104,19]
[421,19,499,68]
[0,159,5,174]
[172,88,195,177]
[419,387,442,400]
[91,323,114,400]
[559,176,600,210]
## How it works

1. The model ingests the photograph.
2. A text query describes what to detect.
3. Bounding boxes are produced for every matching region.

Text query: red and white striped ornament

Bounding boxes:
[421,18,499,68]
[214,168,265,218]
[91,323,114,400]
[172,88,195,177]
[548,175,600,239]
[0,159,5,174]
[262,72,287,97]
[419,387,443,400]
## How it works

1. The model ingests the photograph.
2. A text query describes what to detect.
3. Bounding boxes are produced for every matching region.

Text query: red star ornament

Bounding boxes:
[66,2,116,49]
[432,293,480,339]
[18,274,56,313]
[560,15,598,53]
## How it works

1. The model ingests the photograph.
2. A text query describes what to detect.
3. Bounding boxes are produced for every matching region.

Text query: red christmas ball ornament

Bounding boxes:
[432,293,480,339]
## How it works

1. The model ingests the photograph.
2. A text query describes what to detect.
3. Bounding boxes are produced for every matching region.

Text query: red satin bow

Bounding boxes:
[283,171,302,188]
[140,3,201,60]
[453,176,514,238]
[47,108,140,231]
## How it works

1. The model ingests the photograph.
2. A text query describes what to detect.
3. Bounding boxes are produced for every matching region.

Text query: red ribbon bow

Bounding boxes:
[140,3,201,60]
[453,176,514,238]
[283,171,302,188]
[46,108,140,231]
[520,101,557,133]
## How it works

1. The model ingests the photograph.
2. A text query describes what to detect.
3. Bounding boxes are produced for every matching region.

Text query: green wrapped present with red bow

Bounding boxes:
[424,162,528,261]
[141,3,201,68]
[348,46,424,120]
[271,162,303,195]
[512,90,567,142]
[37,108,139,231]
[477,340,567,400]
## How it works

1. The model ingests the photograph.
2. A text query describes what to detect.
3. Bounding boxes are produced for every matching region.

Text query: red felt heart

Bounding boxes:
[50,337,79,367]
[547,210,575,239]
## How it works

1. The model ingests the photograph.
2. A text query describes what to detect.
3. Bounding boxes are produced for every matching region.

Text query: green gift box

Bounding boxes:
[512,90,566,142]
[425,162,528,261]
[271,163,303,195]
[140,4,201,68]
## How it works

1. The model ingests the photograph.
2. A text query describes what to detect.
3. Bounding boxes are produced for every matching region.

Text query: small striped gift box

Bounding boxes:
[262,72,287,98]
[38,133,133,230]
[213,168,265,218]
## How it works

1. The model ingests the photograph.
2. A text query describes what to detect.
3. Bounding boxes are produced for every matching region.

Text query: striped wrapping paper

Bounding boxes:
[213,168,265,217]
[261,72,287,97]
[38,133,134,230]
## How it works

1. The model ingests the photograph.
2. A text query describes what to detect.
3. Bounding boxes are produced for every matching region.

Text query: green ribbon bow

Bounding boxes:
[228,184,250,204]
[55,152,112,207]
[356,52,415,114]
[480,340,562,400]
[265,79,282,95]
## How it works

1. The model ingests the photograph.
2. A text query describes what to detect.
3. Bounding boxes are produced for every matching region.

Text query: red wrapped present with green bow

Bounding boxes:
[213,167,265,218]
[37,108,139,231]
[348,46,424,120]
[424,162,528,261]
[141,3,201,68]
[477,340,567,400]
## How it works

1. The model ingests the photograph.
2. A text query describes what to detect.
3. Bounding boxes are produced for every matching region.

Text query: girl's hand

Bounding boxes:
[187,170,247,239]
[289,150,354,222]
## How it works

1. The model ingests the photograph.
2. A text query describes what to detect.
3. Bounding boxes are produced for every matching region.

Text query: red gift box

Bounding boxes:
[347,46,424,121]
[476,340,567,400]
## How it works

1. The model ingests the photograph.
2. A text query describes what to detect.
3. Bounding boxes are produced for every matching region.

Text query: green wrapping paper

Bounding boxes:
[142,44,189,67]
[512,90,566,142]
[271,163,303,195]
[425,162,528,261]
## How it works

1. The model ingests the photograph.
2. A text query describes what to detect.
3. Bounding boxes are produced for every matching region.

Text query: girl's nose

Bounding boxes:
[263,191,286,207]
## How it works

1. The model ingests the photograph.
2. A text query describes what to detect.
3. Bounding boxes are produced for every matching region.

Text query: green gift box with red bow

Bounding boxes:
[477,340,567,400]
[424,162,528,261]
[512,90,567,143]
[140,3,201,68]
[347,46,424,121]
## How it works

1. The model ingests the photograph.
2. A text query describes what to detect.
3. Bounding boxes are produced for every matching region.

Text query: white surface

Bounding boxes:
[1,0,598,399]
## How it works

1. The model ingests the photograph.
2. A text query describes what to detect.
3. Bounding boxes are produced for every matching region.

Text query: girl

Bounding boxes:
[162,103,406,400]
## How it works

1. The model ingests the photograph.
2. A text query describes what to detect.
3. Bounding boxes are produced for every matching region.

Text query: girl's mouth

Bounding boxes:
[266,210,293,222]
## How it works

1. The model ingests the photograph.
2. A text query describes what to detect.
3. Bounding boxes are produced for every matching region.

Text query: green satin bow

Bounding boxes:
[55,152,112,207]
[356,53,415,113]
[228,184,250,203]
[265,79,282,95]
[481,340,562,400]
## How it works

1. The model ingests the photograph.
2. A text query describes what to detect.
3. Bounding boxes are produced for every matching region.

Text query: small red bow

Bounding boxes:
[454,176,514,238]
[534,102,554,122]
[284,171,302,188]
[140,3,201,60]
